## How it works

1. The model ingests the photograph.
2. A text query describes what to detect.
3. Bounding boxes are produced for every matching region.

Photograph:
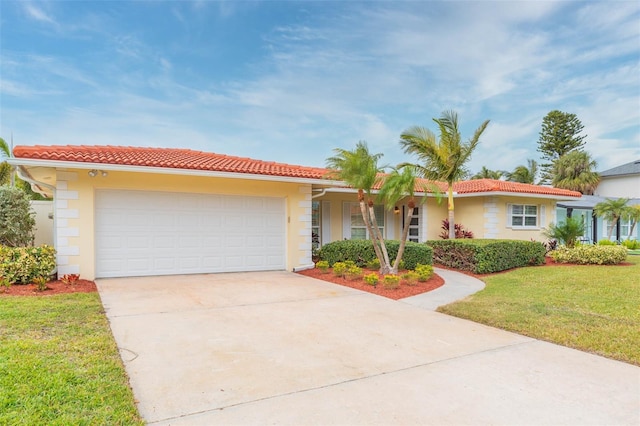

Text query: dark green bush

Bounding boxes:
[426,239,545,274]
[317,240,432,270]
[0,187,36,247]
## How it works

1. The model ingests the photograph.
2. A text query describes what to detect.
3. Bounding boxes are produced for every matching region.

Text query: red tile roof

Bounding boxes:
[452,179,580,197]
[13,145,581,198]
[13,145,329,180]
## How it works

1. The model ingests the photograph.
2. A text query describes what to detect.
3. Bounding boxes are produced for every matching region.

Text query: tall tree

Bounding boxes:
[471,166,503,180]
[594,198,629,240]
[505,159,538,184]
[326,141,393,274]
[377,165,421,274]
[400,110,490,239]
[537,110,587,183]
[551,151,600,195]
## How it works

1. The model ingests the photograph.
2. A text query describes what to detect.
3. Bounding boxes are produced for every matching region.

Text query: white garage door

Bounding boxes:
[95,190,286,278]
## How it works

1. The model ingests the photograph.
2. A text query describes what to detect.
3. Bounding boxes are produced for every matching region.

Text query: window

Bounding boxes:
[349,203,384,240]
[508,204,540,229]
[312,201,321,249]
[605,218,632,240]
[404,206,420,243]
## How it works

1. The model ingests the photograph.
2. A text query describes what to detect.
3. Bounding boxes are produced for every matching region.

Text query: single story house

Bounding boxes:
[10,145,580,280]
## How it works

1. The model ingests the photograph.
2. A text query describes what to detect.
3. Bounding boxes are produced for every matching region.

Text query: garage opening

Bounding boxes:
[95,190,286,278]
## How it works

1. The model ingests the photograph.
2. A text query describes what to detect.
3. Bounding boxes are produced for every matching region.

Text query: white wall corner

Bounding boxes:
[57,246,80,256]
[56,255,69,266]
[57,190,79,200]
[57,227,79,237]
[57,237,69,247]
[57,264,80,276]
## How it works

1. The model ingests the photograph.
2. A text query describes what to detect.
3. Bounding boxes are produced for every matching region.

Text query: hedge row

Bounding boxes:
[550,245,627,265]
[0,245,56,284]
[426,239,546,274]
[317,240,433,270]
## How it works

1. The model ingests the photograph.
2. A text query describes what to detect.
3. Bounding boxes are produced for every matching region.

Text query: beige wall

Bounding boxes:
[316,192,558,244]
[55,169,311,279]
[31,200,54,246]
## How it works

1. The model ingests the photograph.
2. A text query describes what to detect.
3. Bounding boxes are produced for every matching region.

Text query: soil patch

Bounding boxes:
[0,279,97,297]
[297,268,444,300]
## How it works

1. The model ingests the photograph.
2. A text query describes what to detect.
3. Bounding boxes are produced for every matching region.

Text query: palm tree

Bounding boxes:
[400,110,490,239]
[624,204,640,239]
[542,217,585,248]
[326,141,393,273]
[471,166,503,180]
[594,198,629,240]
[505,159,538,184]
[551,151,600,195]
[377,165,421,274]
[0,137,13,186]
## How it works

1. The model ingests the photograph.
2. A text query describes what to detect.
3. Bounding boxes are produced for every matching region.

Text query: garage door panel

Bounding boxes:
[95,190,286,278]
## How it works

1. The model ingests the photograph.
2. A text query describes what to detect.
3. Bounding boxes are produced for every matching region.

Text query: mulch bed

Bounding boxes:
[0,279,97,297]
[297,268,445,300]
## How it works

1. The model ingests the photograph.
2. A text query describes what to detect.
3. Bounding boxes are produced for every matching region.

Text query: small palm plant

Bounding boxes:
[542,217,586,248]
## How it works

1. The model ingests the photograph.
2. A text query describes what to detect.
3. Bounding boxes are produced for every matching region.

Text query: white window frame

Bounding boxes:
[603,218,632,240]
[403,206,420,243]
[343,202,385,240]
[507,204,544,230]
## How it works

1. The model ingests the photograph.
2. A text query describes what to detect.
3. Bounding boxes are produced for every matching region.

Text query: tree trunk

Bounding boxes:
[448,185,455,239]
[629,220,637,239]
[607,216,618,240]
[392,201,415,274]
[360,199,384,265]
[368,203,392,274]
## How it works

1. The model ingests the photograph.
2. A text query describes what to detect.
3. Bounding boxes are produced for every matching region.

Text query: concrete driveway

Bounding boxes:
[97,271,640,425]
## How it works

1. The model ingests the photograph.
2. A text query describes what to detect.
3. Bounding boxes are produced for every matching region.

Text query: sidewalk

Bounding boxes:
[401,267,485,310]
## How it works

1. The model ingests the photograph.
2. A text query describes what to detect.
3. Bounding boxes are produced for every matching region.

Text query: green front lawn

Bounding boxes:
[0,293,143,425]
[438,256,640,365]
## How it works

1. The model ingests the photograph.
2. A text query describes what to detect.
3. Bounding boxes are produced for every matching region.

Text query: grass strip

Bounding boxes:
[438,256,640,365]
[0,293,143,425]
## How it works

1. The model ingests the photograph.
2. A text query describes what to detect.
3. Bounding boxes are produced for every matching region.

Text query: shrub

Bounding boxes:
[426,239,545,274]
[414,263,434,281]
[597,239,616,246]
[61,274,80,285]
[0,187,36,247]
[345,265,362,280]
[383,274,400,289]
[315,260,329,273]
[542,217,585,248]
[0,245,56,284]
[550,245,627,265]
[332,262,347,277]
[0,276,10,292]
[401,271,419,286]
[318,240,432,270]
[622,240,640,250]
[363,273,379,286]
[366,258,380,270]
[439,219,474,239]
[33,276,48,292]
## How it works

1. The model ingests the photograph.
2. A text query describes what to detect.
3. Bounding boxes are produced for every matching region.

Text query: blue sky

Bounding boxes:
[1,1,639,174]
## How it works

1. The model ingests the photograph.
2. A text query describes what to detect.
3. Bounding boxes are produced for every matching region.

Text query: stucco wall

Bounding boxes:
[31,200,54,246]
[56,169,311,279]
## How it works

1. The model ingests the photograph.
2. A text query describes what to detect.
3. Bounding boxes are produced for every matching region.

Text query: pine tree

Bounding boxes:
[537,110,587,183]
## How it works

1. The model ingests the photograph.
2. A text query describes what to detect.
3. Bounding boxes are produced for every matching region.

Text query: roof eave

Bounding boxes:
[8,158,335,186]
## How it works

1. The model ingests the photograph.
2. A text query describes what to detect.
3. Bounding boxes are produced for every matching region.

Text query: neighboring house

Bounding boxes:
[557,159,640,243]
[10,145,580,280]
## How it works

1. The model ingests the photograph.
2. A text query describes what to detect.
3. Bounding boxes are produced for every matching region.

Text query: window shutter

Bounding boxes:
[539,205,546,228]
[506,204,513,228]
[321,201,331,246]
[342,202,351,240]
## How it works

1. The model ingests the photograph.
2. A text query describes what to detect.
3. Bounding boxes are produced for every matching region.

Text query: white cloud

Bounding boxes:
[23,3,56,25]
